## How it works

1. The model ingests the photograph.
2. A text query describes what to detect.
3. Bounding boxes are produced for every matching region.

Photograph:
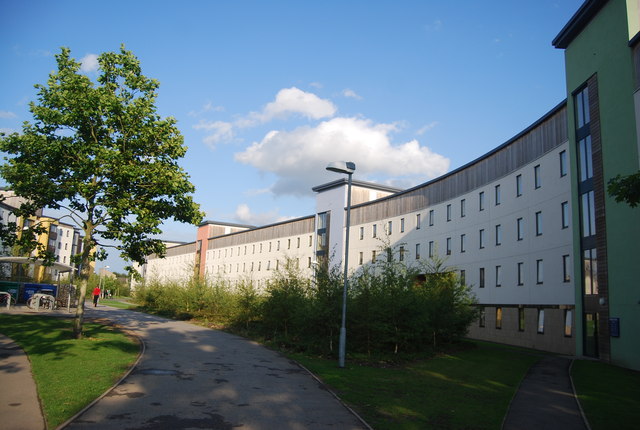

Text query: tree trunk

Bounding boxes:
[73,281,87,339]
[73,232,94,339]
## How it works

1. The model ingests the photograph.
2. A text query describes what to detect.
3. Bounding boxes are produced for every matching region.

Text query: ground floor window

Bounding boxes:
[495,307,502,329]
[537,308,545,334]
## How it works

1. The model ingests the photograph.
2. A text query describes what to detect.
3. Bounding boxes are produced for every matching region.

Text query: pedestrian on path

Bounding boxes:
[92,285,101,307]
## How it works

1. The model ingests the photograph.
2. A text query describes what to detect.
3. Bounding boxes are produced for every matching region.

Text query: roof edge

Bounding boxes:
[552,0,609,49]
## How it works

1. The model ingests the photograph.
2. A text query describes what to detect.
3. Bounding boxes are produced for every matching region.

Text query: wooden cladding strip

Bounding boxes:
[351,104,568,225]
[207,216,315,249]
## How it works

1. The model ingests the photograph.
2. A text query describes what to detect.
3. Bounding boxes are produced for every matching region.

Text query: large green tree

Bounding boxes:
[0,46,203,337]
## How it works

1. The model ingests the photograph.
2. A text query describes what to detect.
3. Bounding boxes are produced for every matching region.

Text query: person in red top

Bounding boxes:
[92,286,101,307]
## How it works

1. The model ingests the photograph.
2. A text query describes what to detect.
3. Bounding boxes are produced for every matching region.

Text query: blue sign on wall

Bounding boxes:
[609,317,620,338]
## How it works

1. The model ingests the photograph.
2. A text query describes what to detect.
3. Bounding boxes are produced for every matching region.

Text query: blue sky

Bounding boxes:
[1,0,583,273]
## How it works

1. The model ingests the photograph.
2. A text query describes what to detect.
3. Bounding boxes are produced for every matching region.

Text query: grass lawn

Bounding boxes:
[0,314,140,429]
[99,298,139,310]
[571,359,640,430]
[289,341,544,430]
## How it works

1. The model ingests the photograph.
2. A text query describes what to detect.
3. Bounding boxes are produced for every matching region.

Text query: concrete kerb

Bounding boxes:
[501,355,590,430]
[568,359,593,430]
[55,318,146,430]
[291,360,374,430]
[0,305,145,430]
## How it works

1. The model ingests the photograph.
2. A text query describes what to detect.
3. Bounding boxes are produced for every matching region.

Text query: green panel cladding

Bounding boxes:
[561,0,640,370]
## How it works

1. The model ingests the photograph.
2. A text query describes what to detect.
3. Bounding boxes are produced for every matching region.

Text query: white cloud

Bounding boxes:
[234,203,290,226]
[188,101,225,117]
[195,87,336,146]
[0,127,18,135]
[342,89,362,100]
[259,87,336,122]
[193,120,234,148]
[235,116,450,196]
[416,121,438,135]
[425,19,443,32]
[80,54,99,73]
[0,111,17,119]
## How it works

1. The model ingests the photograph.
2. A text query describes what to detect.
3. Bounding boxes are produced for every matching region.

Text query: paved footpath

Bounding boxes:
[0,333,46,430]
[502,356,588,430]
[64,305,369,430]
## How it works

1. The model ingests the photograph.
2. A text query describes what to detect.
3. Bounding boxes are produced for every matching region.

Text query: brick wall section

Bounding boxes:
[467,306,575,355]
[588,74,611,361]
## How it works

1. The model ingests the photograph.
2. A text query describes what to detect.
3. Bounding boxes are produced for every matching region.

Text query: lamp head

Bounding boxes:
[326,161,356,175]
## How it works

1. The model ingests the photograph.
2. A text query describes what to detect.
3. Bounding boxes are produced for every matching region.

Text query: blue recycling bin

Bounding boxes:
[22,283,57,302]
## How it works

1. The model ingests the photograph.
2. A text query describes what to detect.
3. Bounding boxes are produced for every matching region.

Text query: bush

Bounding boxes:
[136,251,478,358]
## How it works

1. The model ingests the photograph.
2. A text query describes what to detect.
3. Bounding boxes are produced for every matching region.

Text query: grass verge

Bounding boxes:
[287,340,543,430]
[571,359,640,430]
[0,314,139,429]
[99,298,139,310]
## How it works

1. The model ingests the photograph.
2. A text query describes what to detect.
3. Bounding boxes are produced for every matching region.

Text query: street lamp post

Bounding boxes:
[99,265,109,298]
[326,161,356,368]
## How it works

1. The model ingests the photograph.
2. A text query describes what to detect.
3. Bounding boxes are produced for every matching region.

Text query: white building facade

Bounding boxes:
[141,102,575,354]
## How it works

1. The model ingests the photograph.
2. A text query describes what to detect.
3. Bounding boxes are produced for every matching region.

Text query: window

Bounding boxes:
[399,246,405,261]
[563,255,571,282]
[359,252,363,265]
[561,201,569,229]
[388,220,393,234]
[479,267,485,288]
[372,250,377,262]
[479,229,485,249]
[415,243,421,260]
[517,262,524,286]
[446,237,452,255]
[400,218,405,233]
[429,209,434,226]
[308,257,312,268]
[428,241,434,258]
[495,224,502,246]
[560,150,568,177]
[496,307,503,329]
[534,165,541,189]
[309,235,313,246]
[537,309,545,334]
[564,309,573,337]
[446,204,452,222]
[460,269,466,285]
[535,211,542,236]
[387,247,393,262]
[479,191,485,211]
[479,307,486,327]
[461,199,466,218]
[297,237,300,248]
[580,191,596,237]
[536,259,544,284]
[360,226,364,240]
[518,307,525,332]
[517,217,524,241]
[495,184,501,205]
[516,174,522,197]
[460,234,466,253]
[583,248,598,295]
[416,213,421,229]
[495,265,502,287]
[288,239,291,249]
[373,224,377,238]
[576,86,590,128]
[578,136,594,181]
[277,240,280,251]
[252,244,255,254]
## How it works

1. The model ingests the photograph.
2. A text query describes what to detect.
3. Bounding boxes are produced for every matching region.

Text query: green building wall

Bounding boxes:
[560,0,640,370]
